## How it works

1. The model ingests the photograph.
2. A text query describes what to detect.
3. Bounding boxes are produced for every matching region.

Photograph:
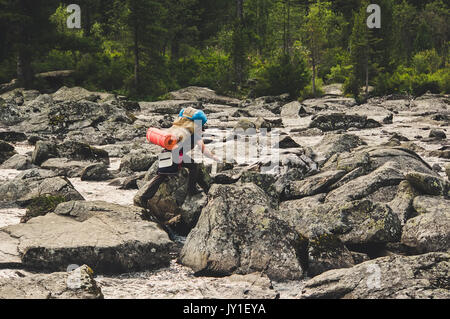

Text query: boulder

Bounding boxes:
[135,169,189,224]
[0,131,27,142]
[139,100,202,115]
[0,169,84,206]
[307,229,355,277]
[401,209,450,254]
[299,253,450,299]
[40,158,91,177]
[406,172,449,197]
[413,196,450,216]
[0,201,174,273]
[119,152,157,173]
[280,198,402,247]
[32,140,110,166]
[309,113,381,132]
[80,163,113,181]
[0,154,32,170]
[181,183,308,281]
[179,192,208,233]
[325,161,405,203]
[277,135,301,149]
[168,86,240,106]
[0,140,16,165]
[285,170,347,200]
[0,265,103,299]
[312,134,366,163]
[388,181,419,224]
[429,129,447,140]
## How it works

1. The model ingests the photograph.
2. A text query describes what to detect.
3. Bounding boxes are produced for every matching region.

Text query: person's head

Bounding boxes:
[179,108,208,130]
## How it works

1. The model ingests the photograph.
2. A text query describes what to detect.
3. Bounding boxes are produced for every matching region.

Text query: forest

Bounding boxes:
[0,0,448,101]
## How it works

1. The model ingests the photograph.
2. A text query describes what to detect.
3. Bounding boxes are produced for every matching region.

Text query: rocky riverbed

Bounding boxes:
[0,85,448,299]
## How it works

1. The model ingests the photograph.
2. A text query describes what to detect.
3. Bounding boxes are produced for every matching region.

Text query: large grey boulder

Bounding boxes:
[280,198,402,246]
[32,140,110,166]
[309,113,381,132]
[0,265,103,299]
[168,86,240,106]
[0,169,84,206]
[299,253,450,299]
[0,201,174,273]
[0,154,31,170]
[180,183,308,281]
[401,198,450,254]
[119,152,157,173]
[312,134,366,163]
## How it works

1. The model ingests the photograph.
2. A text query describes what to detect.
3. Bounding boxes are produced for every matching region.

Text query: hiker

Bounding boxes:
[137,107,220,208]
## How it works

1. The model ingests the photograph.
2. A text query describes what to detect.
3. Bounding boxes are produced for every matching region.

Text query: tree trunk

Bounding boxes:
[234,0,245,88]
[365,59,369,98]
[17,49,33,89]
[312,62,316,97]
[287,0,291,54]
[134,24,140,92]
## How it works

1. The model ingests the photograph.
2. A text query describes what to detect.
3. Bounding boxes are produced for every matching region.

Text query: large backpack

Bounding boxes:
[167,107,198,145]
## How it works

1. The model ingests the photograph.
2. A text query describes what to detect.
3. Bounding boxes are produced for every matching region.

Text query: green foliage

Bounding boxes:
[170,49,234,95]
[252,53,310,99]
[374,66,449,96]
[0,0,448,101]
[412,49,441,74]
[299,78,325,101]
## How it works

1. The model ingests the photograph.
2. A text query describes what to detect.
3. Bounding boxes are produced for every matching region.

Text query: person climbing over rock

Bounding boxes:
[134,107,220,209]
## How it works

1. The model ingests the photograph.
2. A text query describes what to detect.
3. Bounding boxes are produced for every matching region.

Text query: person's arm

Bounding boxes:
[197,139,220,162]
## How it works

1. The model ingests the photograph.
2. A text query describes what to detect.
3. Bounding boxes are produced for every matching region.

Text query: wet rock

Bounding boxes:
[309,113,381,132]
[80,163,113,181]
[0,201,174,273]
[181,183,308,281]
[299,253,450,299]
[0,265,103,299]
[0,140,16,165]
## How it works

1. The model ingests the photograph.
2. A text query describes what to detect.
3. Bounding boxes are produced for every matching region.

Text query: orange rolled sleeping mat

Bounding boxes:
[146,128,178,150]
